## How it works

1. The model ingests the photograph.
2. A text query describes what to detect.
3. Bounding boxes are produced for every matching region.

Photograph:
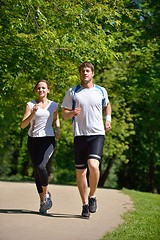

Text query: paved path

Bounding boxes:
[0,181,133,240]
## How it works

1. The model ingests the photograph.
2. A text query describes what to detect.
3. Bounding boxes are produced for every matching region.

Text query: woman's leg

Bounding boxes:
[28,136,55,211]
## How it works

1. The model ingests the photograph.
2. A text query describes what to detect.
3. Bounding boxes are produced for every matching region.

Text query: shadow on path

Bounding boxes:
[0,209,81,219]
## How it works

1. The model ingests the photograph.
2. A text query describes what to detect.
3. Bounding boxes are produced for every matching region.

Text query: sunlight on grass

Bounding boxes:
[101,189,160,240]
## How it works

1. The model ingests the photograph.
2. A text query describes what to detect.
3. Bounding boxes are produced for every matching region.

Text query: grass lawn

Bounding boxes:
[101,189,160,240]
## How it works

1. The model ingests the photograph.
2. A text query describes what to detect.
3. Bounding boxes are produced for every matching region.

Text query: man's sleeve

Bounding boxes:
[61,88,72,110]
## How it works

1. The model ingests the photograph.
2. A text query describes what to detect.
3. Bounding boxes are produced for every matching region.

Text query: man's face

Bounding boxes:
[80,67,94,85]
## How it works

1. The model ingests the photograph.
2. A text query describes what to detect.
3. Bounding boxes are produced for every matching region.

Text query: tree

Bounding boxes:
[0,0,159,193]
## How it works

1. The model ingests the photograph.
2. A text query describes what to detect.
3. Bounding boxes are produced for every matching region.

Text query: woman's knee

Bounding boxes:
[36,164,46,173]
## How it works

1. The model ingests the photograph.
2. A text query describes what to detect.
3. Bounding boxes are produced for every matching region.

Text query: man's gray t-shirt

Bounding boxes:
[62,84,109,137]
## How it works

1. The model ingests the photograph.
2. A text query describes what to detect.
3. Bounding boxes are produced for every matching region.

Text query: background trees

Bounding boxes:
[0,0,159,193]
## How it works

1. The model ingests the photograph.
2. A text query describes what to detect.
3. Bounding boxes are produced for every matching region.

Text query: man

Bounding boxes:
[62,62,111,218]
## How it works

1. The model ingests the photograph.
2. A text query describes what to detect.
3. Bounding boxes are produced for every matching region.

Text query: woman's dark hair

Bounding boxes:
[34,79,50,92]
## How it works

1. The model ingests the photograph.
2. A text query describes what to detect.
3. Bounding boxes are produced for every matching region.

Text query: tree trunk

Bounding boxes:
[98,155,117,187]
[149,156,157,193]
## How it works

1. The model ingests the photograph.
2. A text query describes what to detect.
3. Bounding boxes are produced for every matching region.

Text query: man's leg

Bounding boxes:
[76,168,91,218]
[87,159,100,213]
[76,168,88,205]
[88,159,100,197]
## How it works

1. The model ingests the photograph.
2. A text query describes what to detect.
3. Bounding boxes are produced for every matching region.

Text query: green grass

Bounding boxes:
[101,189,160,240]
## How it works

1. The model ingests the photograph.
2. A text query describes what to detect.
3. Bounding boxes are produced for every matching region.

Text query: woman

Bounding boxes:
[21,79,60,214]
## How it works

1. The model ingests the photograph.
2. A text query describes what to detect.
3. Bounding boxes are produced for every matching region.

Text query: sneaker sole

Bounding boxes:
[81,215,90,219]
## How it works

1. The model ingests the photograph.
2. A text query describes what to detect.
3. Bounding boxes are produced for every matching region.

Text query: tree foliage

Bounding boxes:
[0,0,159,193]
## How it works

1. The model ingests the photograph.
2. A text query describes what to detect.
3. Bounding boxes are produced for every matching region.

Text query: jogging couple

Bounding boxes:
[21,62,112,218]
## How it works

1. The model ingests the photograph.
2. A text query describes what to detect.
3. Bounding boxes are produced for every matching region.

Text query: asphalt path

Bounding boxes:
[0,181,133,240]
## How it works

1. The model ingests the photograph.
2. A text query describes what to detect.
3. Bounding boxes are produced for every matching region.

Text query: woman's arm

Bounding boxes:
[53,108,60,140]
[20,104,38,129]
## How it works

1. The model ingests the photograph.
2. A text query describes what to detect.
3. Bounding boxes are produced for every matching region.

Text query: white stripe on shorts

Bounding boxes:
[88,154,101,159]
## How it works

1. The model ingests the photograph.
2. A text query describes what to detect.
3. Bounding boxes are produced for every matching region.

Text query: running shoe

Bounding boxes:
[39,201,48,214]
[48,191,51,199]
[39,192,52,214]
[81,204,90,218]
[88,197,97,213]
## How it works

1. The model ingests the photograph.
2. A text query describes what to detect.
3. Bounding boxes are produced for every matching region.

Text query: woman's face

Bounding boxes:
[36,82,49,97]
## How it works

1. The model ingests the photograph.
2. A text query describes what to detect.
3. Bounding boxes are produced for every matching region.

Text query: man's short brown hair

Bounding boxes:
[79,62,94,73]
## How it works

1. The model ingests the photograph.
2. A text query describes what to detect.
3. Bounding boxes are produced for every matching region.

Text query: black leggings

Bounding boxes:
[27,136,55,193]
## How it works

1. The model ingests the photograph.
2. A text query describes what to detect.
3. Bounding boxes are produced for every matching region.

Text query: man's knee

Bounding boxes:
[76,168,87,178]
[88,159,99,171]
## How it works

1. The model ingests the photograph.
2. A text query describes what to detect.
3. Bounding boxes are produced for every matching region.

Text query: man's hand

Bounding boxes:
[105,120,111,132]
[73,107,81,117]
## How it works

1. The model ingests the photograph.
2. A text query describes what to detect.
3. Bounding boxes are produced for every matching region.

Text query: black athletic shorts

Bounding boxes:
[74,135,104,169]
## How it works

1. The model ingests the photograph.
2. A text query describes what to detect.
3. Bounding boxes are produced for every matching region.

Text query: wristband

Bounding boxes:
[105,115,111,122]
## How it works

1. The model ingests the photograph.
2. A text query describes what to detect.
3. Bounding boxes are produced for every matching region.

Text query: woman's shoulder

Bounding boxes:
[48,100,58,107]
[27,100,36,106]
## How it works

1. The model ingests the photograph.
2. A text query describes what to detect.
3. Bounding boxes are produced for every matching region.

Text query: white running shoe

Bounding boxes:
[39,192,52,214]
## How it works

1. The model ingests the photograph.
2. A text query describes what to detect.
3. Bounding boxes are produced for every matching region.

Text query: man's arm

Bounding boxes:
[62,107,81,120]
[104,102,111,117]
[104,102,112,131]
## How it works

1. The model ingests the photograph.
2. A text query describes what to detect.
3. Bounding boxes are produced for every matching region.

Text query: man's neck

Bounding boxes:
[81,82,94,89]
